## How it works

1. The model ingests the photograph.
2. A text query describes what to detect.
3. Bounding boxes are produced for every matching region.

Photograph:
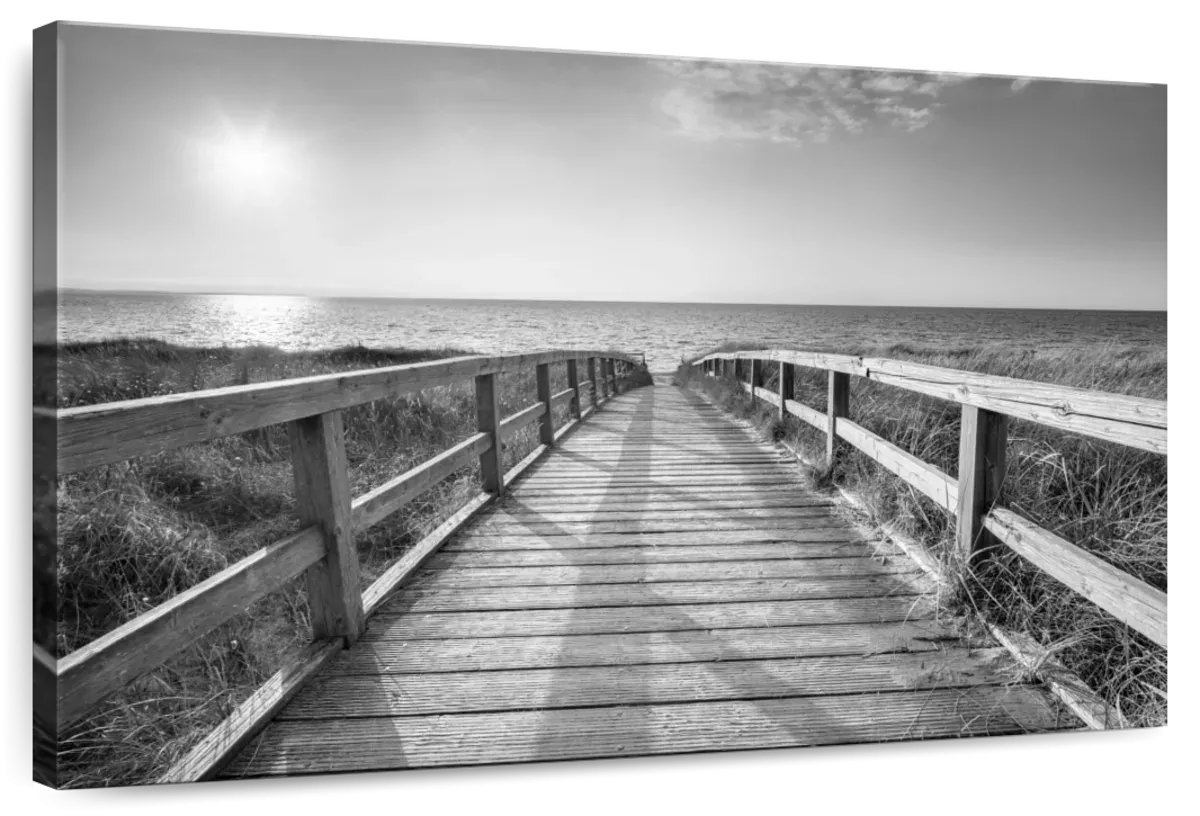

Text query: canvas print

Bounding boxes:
[32,21,1167,789]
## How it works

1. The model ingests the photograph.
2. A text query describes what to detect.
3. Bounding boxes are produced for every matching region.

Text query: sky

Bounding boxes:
[55,23,1167,310]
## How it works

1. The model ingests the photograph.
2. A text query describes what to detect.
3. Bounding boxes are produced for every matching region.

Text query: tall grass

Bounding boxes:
[675,340,1167,728]
[44,339,641,787]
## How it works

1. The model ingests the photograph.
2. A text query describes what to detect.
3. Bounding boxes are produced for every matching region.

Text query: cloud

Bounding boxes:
[1011,77,1034,93]
[653,61,980,145]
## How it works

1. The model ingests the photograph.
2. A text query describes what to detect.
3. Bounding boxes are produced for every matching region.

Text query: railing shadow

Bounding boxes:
[484,387,977,759]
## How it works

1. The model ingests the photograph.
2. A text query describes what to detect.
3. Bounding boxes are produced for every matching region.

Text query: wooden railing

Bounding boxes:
[33,349,645,783]
[691,351,1167,651]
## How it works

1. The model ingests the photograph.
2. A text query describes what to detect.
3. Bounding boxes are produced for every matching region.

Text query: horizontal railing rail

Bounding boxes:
[35,349,646,779]
[692,350,1167,651]
[44,349,642,474]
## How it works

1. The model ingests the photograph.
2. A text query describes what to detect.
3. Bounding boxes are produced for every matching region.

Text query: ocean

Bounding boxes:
[52,291,1167,375]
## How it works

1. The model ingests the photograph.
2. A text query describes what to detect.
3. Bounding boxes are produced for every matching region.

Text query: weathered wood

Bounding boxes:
[323,621,983,675]
[475,372,504,495]
[984,508,1167,647]
[479,506,841,525]
[587,357,598,406]
[431,540,889,568]
[549,386,576,409]
[362,394,602,617]
[55,349,643,473]
[779,362,794,422]
[836,419,959,512]
[536,362,554,446]
[465,515,838,537]
[498,401,546,440]
[386,573,933,613]
[826,371,850,465]
[351,433,490,532]
[414,558,919,590]
[567,358,581,418]
[221,384,1078,780]
[749,358,762,405]
[699,350,1166,454]
[524,465,795,479]
[494,496,829,514]
[288,411,364,643]
[956,405,1008,565]
[281,648,1012,719]
[361,493,494,617]
[509,483,811,499]
[699,350,865,377]
[57,526,325,728]
[784,398,828,432]
[863,357,1165,454]
[159,638,344,784]
[447,527,867,550]
[225,686,1064,777]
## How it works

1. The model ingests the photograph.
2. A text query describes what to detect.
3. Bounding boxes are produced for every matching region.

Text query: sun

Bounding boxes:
[193,118,293,201]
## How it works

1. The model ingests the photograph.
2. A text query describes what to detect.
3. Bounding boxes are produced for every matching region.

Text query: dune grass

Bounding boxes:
[674,340,1167,728]
[42,338,643,787]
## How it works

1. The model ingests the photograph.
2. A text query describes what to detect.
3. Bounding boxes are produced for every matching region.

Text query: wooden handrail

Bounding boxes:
[696,350,1167,649]
[46,349,643,474]
[697,350,1166,453]
[43,349,646,741]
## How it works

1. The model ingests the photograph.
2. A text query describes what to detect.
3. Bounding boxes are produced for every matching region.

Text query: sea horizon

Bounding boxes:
[47,289,1168,374]
[45,287,1169,315]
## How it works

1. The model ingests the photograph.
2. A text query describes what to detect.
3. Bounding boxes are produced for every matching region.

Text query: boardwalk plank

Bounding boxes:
[429,542,897,568]
[279,648,1017,718]
[362,597,937,640]
[225,384,1076,779]
[384,574,936,612]
[446,528,869,550]
[412,558,921,589]
[223,686,1067,777]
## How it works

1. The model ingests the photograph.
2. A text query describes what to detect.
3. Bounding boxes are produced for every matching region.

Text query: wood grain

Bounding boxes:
[956,405,1008,563]
[224,685,1065,777]
[536,362,554,446]
[288,411,364,642]
[475,372,504,495]
[984,508,1167,647]
[56,349,642,473]
[350,433,490,532]
[159,638,344,784]
[499,401,546,440]
[57,527,325,728]
[836,419,959,512]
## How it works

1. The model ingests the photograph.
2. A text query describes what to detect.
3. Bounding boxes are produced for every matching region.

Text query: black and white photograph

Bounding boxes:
[31,14,1168,793]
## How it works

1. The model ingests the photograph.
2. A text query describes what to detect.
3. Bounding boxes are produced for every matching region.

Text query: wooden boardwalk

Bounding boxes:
[223,386,1076,778]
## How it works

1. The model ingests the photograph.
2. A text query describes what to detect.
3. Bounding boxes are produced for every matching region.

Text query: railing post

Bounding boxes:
[779,362,794,422]
[750,358,762,405]
[567,358,581,419]
[288,410,364,644]
[588,357,599,407]
[475,372,504,495]
[956,405,1009,568]
[536,361,554,446]
[826,371,850,467]
[607,358,617,395]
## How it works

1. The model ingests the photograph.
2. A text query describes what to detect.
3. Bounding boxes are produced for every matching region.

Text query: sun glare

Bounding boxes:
[194,119,293,201]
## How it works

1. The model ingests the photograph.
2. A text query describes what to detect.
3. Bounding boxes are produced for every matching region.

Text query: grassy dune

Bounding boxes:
[42,339,644,787]
[675,341,1167,729]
